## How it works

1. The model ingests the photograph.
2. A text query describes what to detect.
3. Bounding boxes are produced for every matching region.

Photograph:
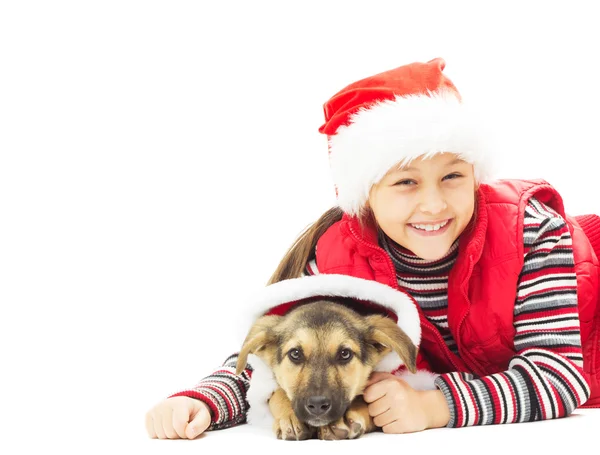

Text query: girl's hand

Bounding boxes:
[145,396,212,439]
[363,372,450,434]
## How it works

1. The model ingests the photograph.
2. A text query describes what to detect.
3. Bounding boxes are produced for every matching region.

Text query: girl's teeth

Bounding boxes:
[411,220,448,231]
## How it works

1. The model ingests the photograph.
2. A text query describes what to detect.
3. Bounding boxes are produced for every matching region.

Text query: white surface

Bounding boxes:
[137,409,599,454]
[1,1,599,453]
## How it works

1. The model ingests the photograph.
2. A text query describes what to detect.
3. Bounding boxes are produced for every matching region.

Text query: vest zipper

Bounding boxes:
[455,258,484,375]
[347,223,463,372]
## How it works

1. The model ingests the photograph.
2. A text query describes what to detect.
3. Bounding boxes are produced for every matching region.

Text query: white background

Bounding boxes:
[1,1,599,453]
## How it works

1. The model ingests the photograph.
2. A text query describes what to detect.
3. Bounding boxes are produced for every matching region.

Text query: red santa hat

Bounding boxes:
[237,274,438,427]
[319,57,493,216]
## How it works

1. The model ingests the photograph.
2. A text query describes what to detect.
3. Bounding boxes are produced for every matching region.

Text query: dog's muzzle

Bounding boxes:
[294,393,347,427]
[306,395,331,417]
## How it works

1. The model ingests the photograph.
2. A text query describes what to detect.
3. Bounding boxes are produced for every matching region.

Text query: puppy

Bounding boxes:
[235,299,418,440]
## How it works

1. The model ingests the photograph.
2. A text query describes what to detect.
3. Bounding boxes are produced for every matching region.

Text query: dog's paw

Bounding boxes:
[316,414,365,440]
[317,397,373,440]
[342,405,370,438]
[317,419,365,441]
[273,413,315,441]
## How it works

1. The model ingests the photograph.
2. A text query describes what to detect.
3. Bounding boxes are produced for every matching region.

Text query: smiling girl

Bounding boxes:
[146,58,600,439]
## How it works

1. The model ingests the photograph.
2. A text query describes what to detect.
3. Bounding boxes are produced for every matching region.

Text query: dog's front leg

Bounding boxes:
[269,388,316,441]
[317,395,377,440]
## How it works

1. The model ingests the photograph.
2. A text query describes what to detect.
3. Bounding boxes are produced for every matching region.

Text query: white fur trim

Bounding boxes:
[239,274,421,349]
[329,91,495,216]
[395,369,440,390]
[374,351,403,372]
[245,354,277,428]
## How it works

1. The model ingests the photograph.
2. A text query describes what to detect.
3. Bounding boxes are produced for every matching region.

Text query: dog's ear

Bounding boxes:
[235,315,281,375]
[365,315,417,373]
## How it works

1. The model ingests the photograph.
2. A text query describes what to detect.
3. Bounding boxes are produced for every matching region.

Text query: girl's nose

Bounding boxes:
[418,187,448,215]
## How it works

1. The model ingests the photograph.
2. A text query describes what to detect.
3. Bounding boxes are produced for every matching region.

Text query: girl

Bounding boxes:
[145,57,600,439]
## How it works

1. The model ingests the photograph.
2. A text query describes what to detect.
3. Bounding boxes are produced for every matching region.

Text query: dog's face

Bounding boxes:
[236,301,417,427]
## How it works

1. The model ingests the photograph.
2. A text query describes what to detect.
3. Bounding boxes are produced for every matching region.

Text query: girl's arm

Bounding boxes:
[434,197,591,427]
[168,353,252,431]
[168,259,320,431]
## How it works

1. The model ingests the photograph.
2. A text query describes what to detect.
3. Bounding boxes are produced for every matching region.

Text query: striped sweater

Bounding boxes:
[380,197,590,426]
[170,197,590,429]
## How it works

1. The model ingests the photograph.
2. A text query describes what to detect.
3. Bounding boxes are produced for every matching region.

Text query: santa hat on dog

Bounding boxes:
[319,57,493,216]
[237,274,438,427]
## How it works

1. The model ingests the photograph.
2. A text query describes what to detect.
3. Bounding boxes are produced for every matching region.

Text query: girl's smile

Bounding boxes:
[407,218,453,236]
[368,153,476,260]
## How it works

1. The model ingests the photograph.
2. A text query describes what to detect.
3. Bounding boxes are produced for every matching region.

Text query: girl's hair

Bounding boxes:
[266,206,344,285]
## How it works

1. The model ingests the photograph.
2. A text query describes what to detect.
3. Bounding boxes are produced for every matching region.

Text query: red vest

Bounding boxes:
[315,179,600,407]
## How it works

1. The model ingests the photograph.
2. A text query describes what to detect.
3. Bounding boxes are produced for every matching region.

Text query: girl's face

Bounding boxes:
[368,153,477,261]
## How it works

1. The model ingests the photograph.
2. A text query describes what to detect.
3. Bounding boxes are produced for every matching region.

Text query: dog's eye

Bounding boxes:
[337,349,353,363]
[288,349,304,363]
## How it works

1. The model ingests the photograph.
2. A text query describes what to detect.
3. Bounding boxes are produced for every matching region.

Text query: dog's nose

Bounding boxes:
[305,396,331,416]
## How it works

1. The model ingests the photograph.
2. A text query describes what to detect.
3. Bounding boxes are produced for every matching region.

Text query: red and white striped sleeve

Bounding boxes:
[434,198,591,427]
[168,353,252,430]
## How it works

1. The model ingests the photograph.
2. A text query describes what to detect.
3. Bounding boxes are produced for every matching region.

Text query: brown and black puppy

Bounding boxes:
[235,300,417,440]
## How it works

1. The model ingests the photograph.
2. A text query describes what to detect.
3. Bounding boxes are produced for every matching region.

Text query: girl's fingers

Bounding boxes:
[363,378,393,403]
[145,412,156,438]
[373,408,397,428]
[161,408,178,439]
[186,403,211,439]
[172,405,191,439]
[153,411,167,439]
[367,396,390,418]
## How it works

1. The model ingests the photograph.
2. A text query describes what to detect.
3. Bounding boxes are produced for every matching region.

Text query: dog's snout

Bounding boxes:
[305,396,332,416]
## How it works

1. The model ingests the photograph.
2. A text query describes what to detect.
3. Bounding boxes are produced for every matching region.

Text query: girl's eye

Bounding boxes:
[288,349,304,363]
[394,173,462,186]
[337,349,353,363]
[443,173,462,181]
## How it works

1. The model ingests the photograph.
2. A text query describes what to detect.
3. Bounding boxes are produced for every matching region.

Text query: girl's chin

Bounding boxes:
[409,244,453,261]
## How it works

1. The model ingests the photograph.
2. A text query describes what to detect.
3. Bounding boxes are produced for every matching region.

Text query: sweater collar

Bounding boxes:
[378,229,459,274]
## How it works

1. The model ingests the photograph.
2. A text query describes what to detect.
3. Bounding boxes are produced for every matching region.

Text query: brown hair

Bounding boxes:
[266,206,344,285]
